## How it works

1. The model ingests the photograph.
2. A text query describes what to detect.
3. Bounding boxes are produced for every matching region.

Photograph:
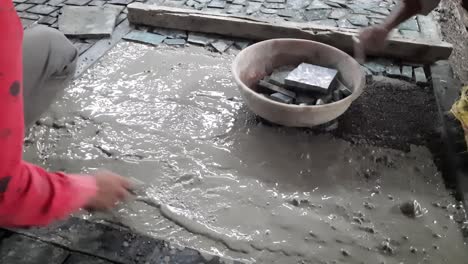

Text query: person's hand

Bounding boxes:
[86,170,132,211]
[357,25,391,57]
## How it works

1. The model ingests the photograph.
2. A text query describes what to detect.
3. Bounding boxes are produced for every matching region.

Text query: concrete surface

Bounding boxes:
[19,41,468,263]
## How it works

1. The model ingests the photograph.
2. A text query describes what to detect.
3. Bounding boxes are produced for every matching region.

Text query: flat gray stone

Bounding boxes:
[28,4,59,15]
[27,0,47,4]
[262,2,285,8]
[48,0,65,6]
[123,30,167,45]
[106,4,126,15]
[15,3,33,12]
[260,7,277,14]
[285,0,308,9]
[59,6,119,38]
[65,0,92,5]
[151,27,187,39]
[109,0,133,4]
[418,15,441,41]
[258,79,296,97]
[277,9,296,17]
[285,63,338,94]
[89,0,105,5]
[164,38,186,45]
[38,16,57,25]
[265,0,285,3]
[226,4,244,13]
[400,29,422,40]
[304,9,330,21]
[231,0,246,5]
[414,67,427,85]
[365,7,390,16]
[328,8,346,19]
[50,11,60,17]
[187,32,214,46]
[14,0,28,3]
[399,18,419,31]
[21,18,36,29]
[306,0,329,10]
[269,92,293,104]
[234,40,250,49]
[402,66,413,80]
[207,0,226,8]
[314,19,337,27]
[165,0,187,6]
[74,42,93,55]
[337,18,357,29]
[347,14,369,27]
[211,39,233,52]
[246,1,262,14]
[385,65,401,78]
[363,61,387,74]
[19,12,40,20]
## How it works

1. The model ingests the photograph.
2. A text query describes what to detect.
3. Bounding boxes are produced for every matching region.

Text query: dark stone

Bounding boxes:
[258,79,296,98]
[65,0,92,5]
[151,27,187,39]
[304,9,330,21]
[207,0,226,8]
[269,66,294,86]
[347,14,369,27]
[341,249,350,257]
[295,94,316,105]
[269,92,293,104]
[28,5,59,15]
[38,16,57,26]
[15,3,33,12]
[333,89,342,101]
[65,253,113,264]
[13,0,28,3]
[0,234,68,264]
[124,31,167,46]
[233,40,250,49]
[324,1,341,8]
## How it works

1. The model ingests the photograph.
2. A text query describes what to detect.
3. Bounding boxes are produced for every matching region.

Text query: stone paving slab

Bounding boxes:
[1,217,244,264]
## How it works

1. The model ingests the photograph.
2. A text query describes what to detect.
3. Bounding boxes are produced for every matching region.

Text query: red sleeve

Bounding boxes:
[0,0,97,227]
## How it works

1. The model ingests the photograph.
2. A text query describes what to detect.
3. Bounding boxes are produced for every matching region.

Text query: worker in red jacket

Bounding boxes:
[0,0,131,227]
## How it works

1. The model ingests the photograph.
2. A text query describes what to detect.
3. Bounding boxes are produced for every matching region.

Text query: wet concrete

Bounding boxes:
[24,42,468,263]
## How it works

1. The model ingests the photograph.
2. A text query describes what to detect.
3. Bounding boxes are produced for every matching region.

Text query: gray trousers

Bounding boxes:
[23,25,78,128]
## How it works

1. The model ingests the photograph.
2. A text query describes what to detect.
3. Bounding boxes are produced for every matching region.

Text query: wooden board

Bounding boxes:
[127,3,452,63]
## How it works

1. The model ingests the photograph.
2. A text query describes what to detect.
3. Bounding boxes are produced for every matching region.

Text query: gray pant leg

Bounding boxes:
[23,25,78,128]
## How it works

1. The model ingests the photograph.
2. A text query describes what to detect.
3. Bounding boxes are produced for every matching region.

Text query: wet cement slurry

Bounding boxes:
[24,42,468,263]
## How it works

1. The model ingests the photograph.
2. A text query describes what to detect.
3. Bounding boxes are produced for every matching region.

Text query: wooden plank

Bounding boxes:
[127,3,452,63]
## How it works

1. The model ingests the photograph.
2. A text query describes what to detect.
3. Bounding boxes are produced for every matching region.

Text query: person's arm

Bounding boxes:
[0,2,130,227]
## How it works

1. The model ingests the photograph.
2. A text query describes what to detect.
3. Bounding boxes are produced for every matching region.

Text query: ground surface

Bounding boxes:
[17,42,468,264]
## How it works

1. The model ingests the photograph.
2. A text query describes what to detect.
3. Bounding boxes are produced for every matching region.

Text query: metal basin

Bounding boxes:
[232,38,365,127]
